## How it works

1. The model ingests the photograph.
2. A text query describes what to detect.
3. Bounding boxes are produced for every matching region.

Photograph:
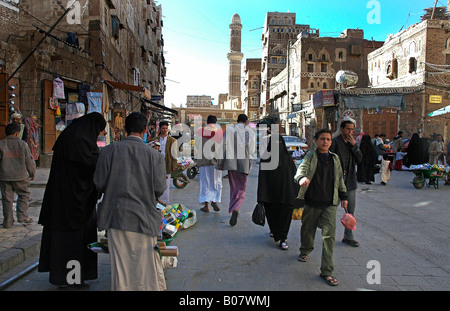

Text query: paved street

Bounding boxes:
[1,162,450,292]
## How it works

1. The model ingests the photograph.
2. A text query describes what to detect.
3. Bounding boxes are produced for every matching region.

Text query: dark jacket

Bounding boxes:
[330,135,363,191]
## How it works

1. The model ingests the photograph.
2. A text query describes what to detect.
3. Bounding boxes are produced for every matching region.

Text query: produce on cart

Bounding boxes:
[402,163,447,189]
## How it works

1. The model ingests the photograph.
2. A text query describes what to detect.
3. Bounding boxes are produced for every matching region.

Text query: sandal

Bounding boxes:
[199,206,210,212]
[211,202,220,212]
[280,240,288,250]
[321,275,339,286]
[298,254,309,262]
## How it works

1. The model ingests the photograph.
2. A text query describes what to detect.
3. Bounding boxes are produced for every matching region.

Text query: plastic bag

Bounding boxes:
[252,202,265,226]
[340,208,356,230]
[292,208,303,220]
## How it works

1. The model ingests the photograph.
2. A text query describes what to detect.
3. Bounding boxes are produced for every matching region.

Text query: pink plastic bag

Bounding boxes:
[341,208,356,231]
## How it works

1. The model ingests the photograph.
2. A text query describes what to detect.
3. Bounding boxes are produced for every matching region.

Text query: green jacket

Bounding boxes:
[294,150,347,206]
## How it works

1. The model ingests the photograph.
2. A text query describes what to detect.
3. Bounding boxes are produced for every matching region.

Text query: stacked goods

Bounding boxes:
[158,204,195,244]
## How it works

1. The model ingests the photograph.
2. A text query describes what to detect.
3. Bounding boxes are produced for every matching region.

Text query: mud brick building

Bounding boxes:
[0,0,169,166]
[368,18,450,141]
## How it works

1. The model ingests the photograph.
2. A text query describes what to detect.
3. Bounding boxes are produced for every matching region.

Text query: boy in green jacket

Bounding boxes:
[294,128,348,286]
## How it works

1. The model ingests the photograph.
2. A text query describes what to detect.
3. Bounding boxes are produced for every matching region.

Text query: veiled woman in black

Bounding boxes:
[404,133,429,167]
[38,112,106,286]
[356,134,378,184]
[257,121,301,250]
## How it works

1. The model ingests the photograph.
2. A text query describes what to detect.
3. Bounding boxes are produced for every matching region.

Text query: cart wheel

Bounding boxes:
[433,178,439,189]
[412,176,424,189]
[187,166,198,179]
[173,173,188,189]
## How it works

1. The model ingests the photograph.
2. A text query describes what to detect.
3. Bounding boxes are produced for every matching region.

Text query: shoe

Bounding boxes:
[365,181,372,184]
[380,181,386,185]
[18,218,33,224]
[280,240,288,250]
[199,206,209,213]
[229,210,239,226]
[342,238,360,247]
[211,202,220,212]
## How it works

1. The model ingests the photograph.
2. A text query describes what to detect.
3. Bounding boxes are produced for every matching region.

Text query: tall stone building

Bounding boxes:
[0,0,169,165]
[227,13,243,101]
[260,12,318,115]
[368,17,450,140]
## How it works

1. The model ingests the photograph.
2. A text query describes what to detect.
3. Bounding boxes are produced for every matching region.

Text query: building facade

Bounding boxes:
[260,12,318,116]
[368,18,450,140]
[242,58,261,121]
[0,0,168,165]
[269,28,383,140]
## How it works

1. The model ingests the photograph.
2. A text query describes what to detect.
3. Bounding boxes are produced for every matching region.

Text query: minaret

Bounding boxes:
[227,13,243,100]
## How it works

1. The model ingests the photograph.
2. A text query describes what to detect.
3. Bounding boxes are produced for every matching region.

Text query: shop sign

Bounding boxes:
[429,95,442,104]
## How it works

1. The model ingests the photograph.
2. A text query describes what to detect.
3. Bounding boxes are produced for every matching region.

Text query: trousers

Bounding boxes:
[0,179,31,227]
[300,205,337,276]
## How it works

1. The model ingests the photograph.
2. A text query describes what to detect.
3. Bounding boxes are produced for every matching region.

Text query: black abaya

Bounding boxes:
[38,112,106,285]
[257,135,301,242]
[357,134,378,183]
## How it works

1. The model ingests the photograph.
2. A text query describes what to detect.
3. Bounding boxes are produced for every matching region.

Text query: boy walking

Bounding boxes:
[0,123,36,228]
[294,129,348,286]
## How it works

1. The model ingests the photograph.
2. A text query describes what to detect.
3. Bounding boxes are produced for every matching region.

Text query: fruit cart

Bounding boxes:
[406,166,446,189]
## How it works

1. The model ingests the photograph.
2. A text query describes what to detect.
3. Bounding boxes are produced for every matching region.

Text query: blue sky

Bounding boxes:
[160,0,438,107]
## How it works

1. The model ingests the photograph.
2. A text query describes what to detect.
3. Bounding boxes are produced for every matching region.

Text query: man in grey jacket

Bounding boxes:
[94,112,167,291]
[0,123,36,228]
[330,120,363,247]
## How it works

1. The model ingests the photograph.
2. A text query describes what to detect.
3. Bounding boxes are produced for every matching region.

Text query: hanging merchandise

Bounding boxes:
[53,78,65,99]
[49,97,59,110]
[87,92,103,114]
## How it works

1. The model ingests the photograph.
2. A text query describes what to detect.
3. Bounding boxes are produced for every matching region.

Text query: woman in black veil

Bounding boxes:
[257,118,302,250]
[38,112,106,286]
[357,134,378,184]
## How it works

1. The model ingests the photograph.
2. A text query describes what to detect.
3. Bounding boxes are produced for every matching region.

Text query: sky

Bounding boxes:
[159,0,439,108]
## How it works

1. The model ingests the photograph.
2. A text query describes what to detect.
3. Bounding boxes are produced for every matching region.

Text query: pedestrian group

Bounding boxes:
[1,110,448,290]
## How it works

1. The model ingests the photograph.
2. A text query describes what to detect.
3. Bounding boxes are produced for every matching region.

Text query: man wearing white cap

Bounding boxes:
[11,113,28,142]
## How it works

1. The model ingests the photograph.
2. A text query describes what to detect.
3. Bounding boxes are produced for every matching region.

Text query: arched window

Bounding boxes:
[409,57,417,73]
[409,41,417,55]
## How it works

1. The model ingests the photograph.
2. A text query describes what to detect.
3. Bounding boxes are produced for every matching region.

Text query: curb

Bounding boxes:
[0,235,41,275]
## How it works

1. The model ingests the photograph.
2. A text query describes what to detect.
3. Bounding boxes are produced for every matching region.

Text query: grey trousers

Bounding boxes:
[0,179,31,227]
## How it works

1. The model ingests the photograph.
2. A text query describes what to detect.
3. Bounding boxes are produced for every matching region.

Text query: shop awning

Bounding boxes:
[428,104,450,117]
[141,97,178,116]
[343,94,405,110]
[103,79,145,92]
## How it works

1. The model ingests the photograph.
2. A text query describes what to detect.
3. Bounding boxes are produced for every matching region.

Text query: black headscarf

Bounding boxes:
[39,112,106,230]
[406,133,429,166]
[52,112,106,166]
[359,134,378,165]
[257,134,301,208]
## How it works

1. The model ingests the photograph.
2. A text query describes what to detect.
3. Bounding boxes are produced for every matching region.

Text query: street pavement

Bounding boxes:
[1,162,450,292]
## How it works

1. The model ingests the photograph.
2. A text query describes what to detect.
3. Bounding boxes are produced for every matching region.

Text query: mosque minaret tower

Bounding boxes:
[227,13,243,100]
